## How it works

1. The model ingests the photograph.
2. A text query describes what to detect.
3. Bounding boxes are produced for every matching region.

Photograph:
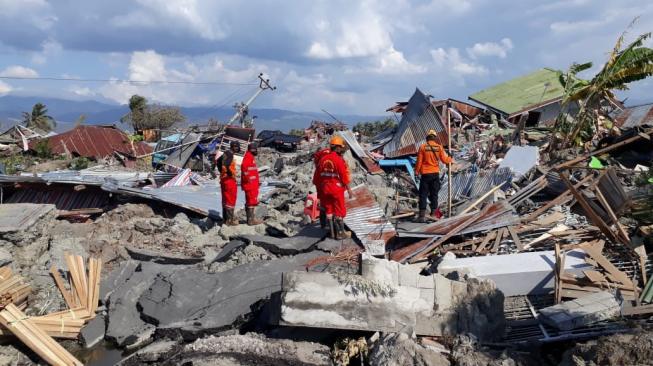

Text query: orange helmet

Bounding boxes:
[329,135,345,147]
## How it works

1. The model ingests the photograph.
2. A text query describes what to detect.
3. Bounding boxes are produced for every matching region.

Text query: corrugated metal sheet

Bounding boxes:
[2,169,150,187]
[5,186,109,210]
[35,125,152,158]
[383,89,449,158]
[344,185,396,251]
[338,130,384,174]
[101,180,279,218]
[438,167,512,205]
[613,103,653,128]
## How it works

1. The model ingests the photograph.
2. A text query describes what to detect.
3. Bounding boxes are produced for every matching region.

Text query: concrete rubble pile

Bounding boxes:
[0,77,651,365]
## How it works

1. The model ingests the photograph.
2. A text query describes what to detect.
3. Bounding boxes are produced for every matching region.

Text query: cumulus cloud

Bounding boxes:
[0,81,12,95]
[0,65,39,78]
[467,38,513,59]
[31,39,63,65]
[431,48,488,76]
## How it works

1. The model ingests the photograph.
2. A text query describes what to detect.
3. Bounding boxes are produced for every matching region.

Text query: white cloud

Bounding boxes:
[31,39,63,65]
[550,19,608,34]
[431,48,488,76]
[0,65,39,78]
[467,38,514,59]
[0,0,57,30]
[0,81,11,95]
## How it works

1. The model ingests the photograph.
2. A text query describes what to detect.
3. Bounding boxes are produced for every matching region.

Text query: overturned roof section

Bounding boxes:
[613,103,653,128]
[36,125,152,159]
[383,88,448,158]
[469,68,565,117]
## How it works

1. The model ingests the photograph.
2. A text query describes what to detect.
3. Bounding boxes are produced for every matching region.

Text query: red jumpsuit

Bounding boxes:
[218,151,237,209]
[312,148,331,206]
[241,150,260,208]
[316,151,351,218]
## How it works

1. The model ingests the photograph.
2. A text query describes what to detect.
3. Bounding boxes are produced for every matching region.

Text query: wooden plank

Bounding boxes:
[583,270,607,284]
[622,304,653,316]
[474,230,495,253]
[65,254,86,309]
[86,259,94,314]
[91,259,102,314]
[554,131,652,170]
[524,174,594,222]
[492,228,505,253]
[49,266,75,309]
[507,226,523,251]
[75,256,88,305]
[594,186,630,244]
[580,243,635,288]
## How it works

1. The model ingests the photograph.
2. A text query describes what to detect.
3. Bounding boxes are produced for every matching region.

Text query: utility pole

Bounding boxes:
[228,73,276,128]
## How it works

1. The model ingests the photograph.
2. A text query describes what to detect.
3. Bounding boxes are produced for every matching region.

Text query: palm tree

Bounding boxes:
[22,103,56,132]
[554,21,653,148]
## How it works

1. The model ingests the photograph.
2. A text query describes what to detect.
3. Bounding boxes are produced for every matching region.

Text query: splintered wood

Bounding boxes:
[0,254,101,366]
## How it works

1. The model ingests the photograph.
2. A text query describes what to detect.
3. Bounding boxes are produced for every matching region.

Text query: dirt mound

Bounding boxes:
[559,330,653,366]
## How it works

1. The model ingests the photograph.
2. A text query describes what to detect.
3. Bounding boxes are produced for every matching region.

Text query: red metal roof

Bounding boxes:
[35,125,152,159]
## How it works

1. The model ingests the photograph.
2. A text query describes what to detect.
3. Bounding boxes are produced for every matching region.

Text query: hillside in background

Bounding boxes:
[0,96,386,133]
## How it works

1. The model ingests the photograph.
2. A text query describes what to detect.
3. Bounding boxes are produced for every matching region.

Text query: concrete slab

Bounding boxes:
[498,145,539,178]
[81,315,105,348]
[437,249,593,296]
[0,203,55,233]
[239,224,325,255]
[539,291,621,330]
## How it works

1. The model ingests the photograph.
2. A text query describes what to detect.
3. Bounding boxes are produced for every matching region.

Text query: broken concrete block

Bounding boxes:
[211,239,247,262]
[539,291,621,331]
[239,224,324,255]
[100,260,140,303]
[125,246,204,265]
[279,256,506,341]
[81,315,105,349]
[137,252,322,339]
[438,249,593,296]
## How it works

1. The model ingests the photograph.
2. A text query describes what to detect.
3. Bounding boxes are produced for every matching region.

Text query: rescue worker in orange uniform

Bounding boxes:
[414,130,453,223]
[315,136,354,239]
[312,146,332,228]
[241,142,263,225]
[217,141,240,226]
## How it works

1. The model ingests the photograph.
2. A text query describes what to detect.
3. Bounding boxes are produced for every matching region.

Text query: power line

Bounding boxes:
[0,75,257,86]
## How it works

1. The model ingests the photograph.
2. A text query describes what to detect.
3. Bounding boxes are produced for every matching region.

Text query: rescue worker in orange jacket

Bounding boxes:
[414,130,453,223]
[315,136,354,239]
[312,146,332,228]
[241,142,263,226]
[217,141,240,226]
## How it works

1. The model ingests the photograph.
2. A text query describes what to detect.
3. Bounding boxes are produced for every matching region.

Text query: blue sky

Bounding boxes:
[1,0,652,114]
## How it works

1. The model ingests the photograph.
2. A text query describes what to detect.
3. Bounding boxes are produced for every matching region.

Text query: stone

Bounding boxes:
[369,332,450,366]
[100,260,139,303]
[137,252,322,339]
[211,239,247,262]
[239,224,325,255]
[81,315,105,348]
[539,291,621,331]
[125,246,204,265]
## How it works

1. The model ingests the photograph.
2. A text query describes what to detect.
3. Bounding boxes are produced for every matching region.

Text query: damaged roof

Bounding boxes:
[34,125,152,159]
[383,88,449,158]
[469,68,565,117]
[613,103,653,128]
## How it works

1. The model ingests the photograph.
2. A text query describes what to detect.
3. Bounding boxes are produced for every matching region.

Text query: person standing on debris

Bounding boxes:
[216,141,240,226]
[312,145,332,228]
[241,142,263,225]
[315,136,354,239]
[415,130,453,222]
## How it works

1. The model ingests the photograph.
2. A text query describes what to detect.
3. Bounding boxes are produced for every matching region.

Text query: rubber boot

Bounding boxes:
[246,207,263,226]
[225,208,238,226]
[319,207,327,229]
[335,217,351,240]
[415,210,427,223]
[430,208,443,220]
[327,217,336,239]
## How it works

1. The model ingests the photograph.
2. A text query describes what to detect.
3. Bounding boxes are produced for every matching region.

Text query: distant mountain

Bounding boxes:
[0,96,385,133]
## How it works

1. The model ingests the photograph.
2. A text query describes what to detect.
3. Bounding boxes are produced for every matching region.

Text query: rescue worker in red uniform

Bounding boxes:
[241,142,263,225]
[312,146,332,228]
[315,136,353,239]
[217,141,240,226]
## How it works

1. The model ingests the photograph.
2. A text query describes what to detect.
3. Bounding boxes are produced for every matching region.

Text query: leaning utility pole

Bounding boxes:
[228,73,276,128]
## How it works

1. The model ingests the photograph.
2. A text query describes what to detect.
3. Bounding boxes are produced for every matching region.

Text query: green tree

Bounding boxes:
[353,118,397,137]
[553,21,653,148]
[21,103,56,132]
[288,128,305,136]
[121,95,185,134]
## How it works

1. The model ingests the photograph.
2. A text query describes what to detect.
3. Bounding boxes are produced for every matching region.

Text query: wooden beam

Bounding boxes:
[580,242,635,288]
[49,266,75,309]
[554,130,652,170]
[594,186,630,244]
[507,226,523,251]
[492,227,505,253]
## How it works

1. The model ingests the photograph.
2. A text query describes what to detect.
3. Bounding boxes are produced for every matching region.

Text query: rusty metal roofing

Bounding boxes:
[36,125,152,158]
[383,88,448,158]
[338,130,384,174]
[613,103,653,128]
[438,167,513,205]
[344,185,396,252]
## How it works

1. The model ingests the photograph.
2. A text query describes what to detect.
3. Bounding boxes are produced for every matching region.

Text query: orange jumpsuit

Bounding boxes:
[315,151,350,217]
[312,148,331,205]
[218,151,237,208]
[241,150,260,208]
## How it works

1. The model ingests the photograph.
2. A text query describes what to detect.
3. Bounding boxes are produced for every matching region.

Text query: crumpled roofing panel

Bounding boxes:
[344,185,396,251]
[438,167,513,205]
[383,88,448,158]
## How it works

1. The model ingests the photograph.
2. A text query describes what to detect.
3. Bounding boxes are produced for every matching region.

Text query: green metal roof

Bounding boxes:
[469,68,564,116]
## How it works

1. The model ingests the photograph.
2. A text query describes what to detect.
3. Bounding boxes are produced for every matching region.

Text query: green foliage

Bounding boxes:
[22,103,56,132]
[553,20,653,148]
[129,134,144,142]
[33,139,52,159]
[352,118,396,137]
[288,128,305,136]
[121,95,186,133]
[69,157,90,170]
[0,155,33,174]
